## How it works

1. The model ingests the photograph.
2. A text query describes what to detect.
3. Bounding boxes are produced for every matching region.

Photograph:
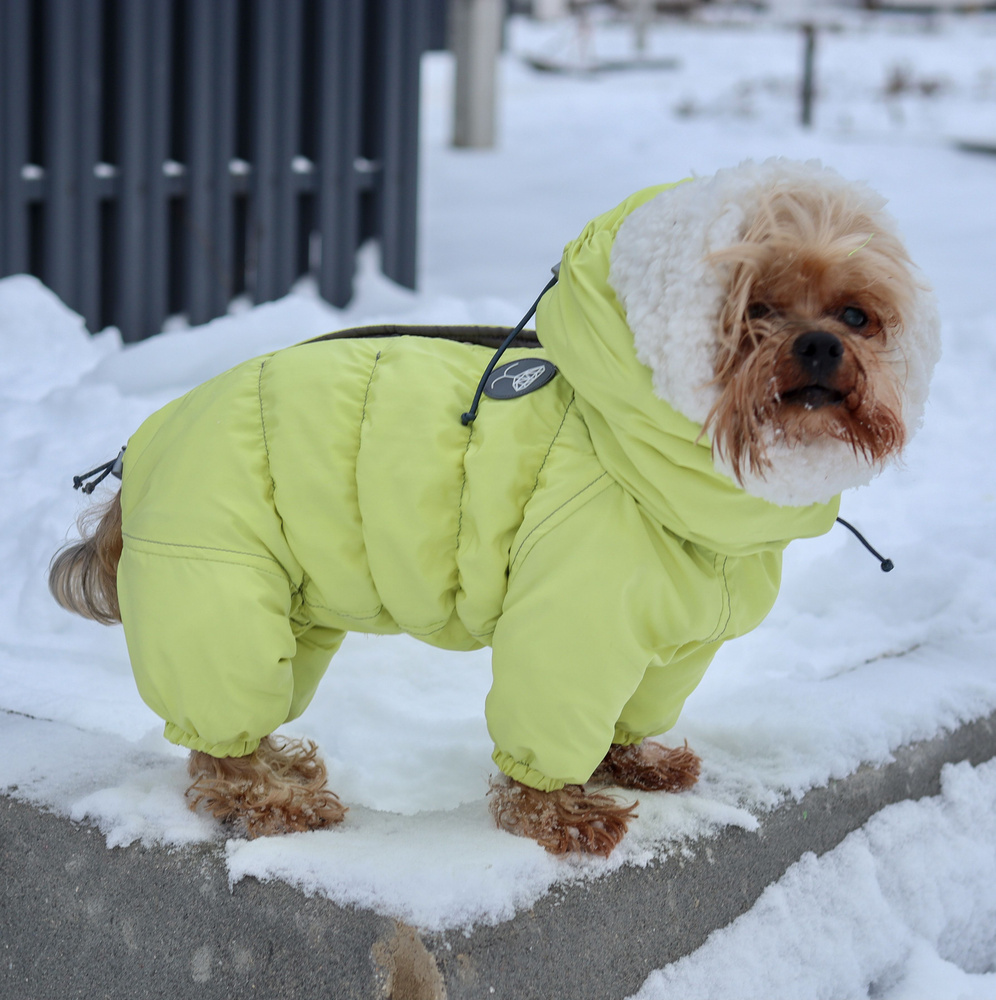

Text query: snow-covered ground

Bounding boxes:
[1,9,995,997]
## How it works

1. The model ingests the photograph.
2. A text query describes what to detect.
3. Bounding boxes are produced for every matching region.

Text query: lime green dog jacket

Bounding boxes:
[117,185,838,792]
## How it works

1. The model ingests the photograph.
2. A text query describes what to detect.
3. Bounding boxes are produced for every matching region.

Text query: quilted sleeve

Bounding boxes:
[486,482,724,791]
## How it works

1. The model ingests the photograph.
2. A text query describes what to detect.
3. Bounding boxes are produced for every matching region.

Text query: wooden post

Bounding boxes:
[800,23,817,128]
[633,0,653,57]
[450,0,503,149]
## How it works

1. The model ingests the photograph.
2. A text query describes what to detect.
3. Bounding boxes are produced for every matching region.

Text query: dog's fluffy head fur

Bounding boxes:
[609,158,940,506]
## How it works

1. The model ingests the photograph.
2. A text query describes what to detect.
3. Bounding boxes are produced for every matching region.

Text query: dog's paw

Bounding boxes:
[591,740,701,792]
[186,736,346,838]
[488,777,636,858]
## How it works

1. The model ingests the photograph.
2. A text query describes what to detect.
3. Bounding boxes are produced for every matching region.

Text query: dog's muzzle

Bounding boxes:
[784,330,846,408]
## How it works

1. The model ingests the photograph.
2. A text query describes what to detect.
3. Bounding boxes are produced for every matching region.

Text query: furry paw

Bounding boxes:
[186,735,346,838]
[591,739,701,792]
[488,776,637,858]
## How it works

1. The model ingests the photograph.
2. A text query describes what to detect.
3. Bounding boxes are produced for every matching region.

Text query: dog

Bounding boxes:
[50,159,939,857]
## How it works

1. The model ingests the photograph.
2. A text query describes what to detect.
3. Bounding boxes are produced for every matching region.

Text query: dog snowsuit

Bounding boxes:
[117,180,844,792]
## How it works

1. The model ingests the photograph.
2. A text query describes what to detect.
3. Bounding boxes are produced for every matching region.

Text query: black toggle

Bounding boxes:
[836,516,894,572]
[73,446,126,494]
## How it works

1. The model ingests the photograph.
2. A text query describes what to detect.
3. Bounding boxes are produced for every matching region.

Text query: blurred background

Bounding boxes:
[1,0,993,342]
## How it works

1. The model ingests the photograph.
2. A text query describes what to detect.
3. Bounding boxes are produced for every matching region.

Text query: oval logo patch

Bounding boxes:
[483,358,558,400]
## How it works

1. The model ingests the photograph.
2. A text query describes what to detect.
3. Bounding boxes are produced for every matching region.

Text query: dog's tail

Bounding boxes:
[49,490,123,625]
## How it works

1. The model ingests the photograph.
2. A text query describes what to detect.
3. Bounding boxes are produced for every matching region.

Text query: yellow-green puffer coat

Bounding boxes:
[117,184,839,792]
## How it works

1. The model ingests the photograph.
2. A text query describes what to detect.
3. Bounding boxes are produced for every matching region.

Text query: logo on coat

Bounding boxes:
[484,359,558,400]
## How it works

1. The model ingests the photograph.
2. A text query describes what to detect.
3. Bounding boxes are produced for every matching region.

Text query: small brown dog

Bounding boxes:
[51,160,938,857]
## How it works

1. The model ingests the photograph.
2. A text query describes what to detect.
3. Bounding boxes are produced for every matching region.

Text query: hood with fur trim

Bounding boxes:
[607,158,941,506]
[535,180,840,556]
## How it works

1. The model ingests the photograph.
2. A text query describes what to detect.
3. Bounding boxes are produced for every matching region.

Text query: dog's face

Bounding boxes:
[704,187,917,485]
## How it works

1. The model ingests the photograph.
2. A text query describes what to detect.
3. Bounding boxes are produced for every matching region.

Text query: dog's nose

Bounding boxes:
[793,330,844,381]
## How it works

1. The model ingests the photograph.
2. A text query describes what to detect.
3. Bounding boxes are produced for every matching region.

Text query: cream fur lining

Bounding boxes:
[608,158,941,506]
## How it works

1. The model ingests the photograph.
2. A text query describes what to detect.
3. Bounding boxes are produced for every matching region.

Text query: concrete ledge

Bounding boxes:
[3,713,995,1000]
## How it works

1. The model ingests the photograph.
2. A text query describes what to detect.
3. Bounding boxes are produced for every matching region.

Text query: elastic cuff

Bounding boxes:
[611,727,646,747]
[163,722,261,759]
[491,749,566,792]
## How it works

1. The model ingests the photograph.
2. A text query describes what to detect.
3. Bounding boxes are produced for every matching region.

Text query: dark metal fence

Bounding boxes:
[0,0,431,342]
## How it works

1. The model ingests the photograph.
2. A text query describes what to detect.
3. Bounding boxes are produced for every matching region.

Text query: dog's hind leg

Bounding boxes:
[591,739,701,792]
[117,545,349,837]
[186,735,346,838]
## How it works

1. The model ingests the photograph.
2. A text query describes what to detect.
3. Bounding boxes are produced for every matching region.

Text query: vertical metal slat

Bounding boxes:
[316,0,363,308]
[76,0,104,332]
[43,0,82,307]
[375,0,421,291]
[182,0,237,324]
[0,0,32,276]
[114,0,171,342]
[275,0,302,296]
[0,0,6,277]
[113,0,158,341]
[249,0,302,305]
[248,0,279,304]
[210,0,237,319]
[114,0,149,340]
[144,0,172,338]
[185,0,219,325]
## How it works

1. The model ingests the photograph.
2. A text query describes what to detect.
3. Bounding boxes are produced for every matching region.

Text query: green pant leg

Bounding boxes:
[612,641,721,746]
[118,545,308,758]
[285,625,346,724]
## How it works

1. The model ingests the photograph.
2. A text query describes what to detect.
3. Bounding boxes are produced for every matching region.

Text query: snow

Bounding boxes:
[631,759,996,1000]
[1,7,995,996]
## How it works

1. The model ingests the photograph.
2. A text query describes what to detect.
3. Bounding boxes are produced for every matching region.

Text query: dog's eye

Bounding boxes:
[747,303,771,320]
[840,306,868,329]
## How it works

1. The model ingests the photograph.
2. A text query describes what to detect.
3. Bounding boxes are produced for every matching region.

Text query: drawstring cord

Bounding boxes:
[836,516,894,572]
[461,267,560,426]
[65,315,891,573]
[73,446,126,494]
[458,266,895,574]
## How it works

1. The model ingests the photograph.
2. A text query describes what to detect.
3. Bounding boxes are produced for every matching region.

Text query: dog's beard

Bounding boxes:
[702,188,916,504]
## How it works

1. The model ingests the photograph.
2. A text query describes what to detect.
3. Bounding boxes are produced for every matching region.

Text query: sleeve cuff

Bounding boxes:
[611,727,646,747]
[491,749,568,792]
[163,722,261,759]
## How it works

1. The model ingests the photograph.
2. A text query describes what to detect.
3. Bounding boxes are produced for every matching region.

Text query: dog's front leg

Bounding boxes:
[488,776,636,857]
